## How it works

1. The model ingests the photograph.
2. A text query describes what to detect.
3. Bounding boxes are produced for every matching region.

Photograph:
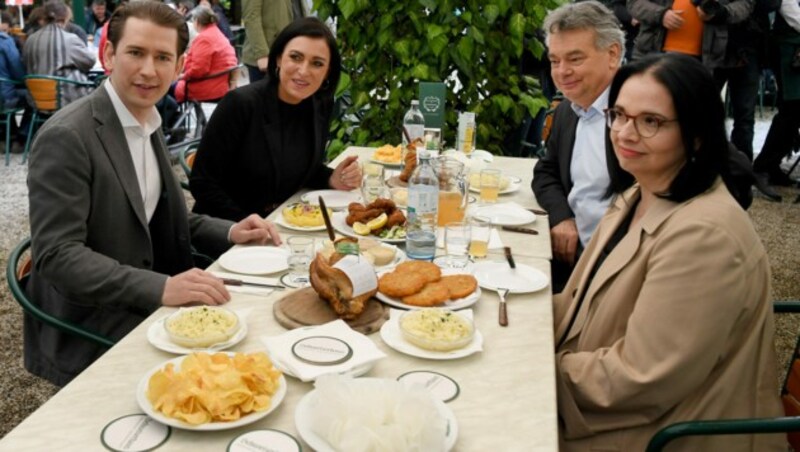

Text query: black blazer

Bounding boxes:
[532,100,580,228]
[191,79,335,221]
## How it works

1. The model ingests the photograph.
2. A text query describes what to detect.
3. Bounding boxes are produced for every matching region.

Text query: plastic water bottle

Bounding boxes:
[406,149,438,260]
[402,100,425,146]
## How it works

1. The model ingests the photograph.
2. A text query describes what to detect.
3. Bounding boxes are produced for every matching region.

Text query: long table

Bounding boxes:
[0,148,557,451]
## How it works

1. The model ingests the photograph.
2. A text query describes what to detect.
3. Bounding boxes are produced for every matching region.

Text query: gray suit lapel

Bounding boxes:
[91,87,148,230]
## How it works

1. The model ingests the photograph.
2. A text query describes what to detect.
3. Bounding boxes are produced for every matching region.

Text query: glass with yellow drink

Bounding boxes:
[479,169,501,203]
[469,216,492,258]
[432,158,468,227]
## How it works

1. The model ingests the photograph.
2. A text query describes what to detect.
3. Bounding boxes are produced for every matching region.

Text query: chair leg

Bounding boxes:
[5,113,12,166]
[23,112,38,164]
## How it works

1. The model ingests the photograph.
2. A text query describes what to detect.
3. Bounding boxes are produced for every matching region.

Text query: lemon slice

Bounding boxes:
[367,213,388,231]
[353,222,371,236]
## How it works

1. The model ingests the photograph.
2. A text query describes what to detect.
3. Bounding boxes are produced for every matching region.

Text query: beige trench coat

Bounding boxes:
[554,180,784,451]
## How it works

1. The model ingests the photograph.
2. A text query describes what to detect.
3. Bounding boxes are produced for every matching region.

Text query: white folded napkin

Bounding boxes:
[261,320,386,382]
[210,271,280,295]
[435,227,503,249]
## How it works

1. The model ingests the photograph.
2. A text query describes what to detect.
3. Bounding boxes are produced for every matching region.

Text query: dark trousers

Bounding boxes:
[714,55,760,160]
[247,64,266,84]
[755,98,800,175]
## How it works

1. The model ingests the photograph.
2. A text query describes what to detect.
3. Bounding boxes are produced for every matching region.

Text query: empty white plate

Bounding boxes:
[301,190,363,210]
[470,204,536,226]
[472,261,549,293]
[218,247,290,275]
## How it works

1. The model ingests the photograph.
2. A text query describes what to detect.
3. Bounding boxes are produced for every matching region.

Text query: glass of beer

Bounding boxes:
[479,169,501,203]
[469,216,492,258]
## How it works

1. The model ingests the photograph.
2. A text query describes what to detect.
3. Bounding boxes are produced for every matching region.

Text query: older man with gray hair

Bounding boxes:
[532,1,624,292]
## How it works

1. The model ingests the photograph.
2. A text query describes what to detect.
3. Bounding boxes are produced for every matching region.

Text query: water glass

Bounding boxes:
[479,169,501,204]
[286,236,314,287]
[444,222,471,269]
[287,236,315,256]
[361,163,389,203]
[469,216,492,258]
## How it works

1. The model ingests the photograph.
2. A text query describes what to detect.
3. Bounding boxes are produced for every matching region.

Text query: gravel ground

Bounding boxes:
[0,133,798,440]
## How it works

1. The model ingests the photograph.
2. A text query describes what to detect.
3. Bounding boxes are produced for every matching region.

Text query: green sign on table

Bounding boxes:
[419,82,446,129]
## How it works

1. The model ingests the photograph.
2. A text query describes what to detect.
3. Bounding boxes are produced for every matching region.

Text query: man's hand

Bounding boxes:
[257,57,268,72]
[162,268,230,306]
[662,9,685,29]
[230,214,282,246]
[329,155,362,190]
[551,218,579,266]
[696,5,711,21]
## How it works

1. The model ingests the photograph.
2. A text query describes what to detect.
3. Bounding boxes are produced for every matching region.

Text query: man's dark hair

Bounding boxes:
[107,0,189,55]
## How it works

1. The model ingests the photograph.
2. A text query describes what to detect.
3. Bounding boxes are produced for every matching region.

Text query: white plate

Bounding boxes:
[331,211,405,244]
[136,354,287,431]
[380,313,483,360]
[370,157,403,168]
[472,261,549,293]
[468,179,521,195]
[294,379,458,451]
[275,212,327,232]
[470,204,536,226]
[218,246,290,275]
[300,190,363,210]
[146,313,248,355]
[376,286,481,311]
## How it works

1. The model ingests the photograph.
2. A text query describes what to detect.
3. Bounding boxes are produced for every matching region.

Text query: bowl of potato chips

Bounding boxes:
[165,306,241,349]
[138,352,286,430]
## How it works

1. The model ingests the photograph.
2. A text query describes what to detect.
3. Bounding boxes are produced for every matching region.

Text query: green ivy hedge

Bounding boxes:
[315,0,561,158]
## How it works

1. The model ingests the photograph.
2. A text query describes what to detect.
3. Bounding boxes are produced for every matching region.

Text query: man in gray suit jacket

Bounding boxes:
[25,1,280,386]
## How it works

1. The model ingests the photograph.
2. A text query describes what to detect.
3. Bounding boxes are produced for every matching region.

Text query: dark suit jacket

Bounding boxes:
[25,86,233,386]
[532,99,580,229]
[190,79,334,221]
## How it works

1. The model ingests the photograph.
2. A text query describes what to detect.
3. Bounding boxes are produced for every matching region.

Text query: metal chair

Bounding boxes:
[6,237,115,348]
[646,300,800,451]
[23,74,96,162]
[0,77,25,166]
[167,64,242,144]
[178,141,200,190]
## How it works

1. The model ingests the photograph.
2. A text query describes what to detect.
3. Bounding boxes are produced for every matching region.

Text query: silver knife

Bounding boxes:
[221,278,285,290]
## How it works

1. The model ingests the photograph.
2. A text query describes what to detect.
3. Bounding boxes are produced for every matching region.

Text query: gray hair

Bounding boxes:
[190,5,217,26]
[543,1,625,52]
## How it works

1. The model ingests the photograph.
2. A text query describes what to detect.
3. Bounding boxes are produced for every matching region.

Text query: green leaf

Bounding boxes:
[340,0,357,19]
[429,34,449,57]
[335,72,351,98]
[426,24,446,41]
[393,40,411,65]
[519,93,549,117]
[378,27,392,48]
[411,63,431,80]
[469,26,485,45]
[354,91,370,109]
[509,13,525,39]
[492,95,514,114]
[457,37,474,64]
[461,11,472,23]
[419,0,438,10]
[483,5,500,24]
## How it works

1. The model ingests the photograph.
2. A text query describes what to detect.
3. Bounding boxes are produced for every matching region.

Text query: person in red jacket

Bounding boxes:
[173,5,237,102]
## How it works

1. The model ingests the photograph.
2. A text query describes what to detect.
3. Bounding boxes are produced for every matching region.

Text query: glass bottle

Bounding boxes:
[402,100,425,146]
[406,149,438,260]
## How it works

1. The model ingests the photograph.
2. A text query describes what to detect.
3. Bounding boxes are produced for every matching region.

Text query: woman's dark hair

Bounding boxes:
[606,53,731,202]
[266,17,341,101]
[107,1,189,56]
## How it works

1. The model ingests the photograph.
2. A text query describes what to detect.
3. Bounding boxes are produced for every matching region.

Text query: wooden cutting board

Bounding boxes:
[273,287,388,335]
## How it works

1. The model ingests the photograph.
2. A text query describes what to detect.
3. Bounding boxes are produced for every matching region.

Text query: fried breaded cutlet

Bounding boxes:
[395,261,442,284]
[439,274,478,300]
[378,271,427,298]
[402,281,451,307]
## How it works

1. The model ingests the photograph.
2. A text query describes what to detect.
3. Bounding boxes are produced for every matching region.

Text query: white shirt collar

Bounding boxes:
[104,80,162,134]
[570,86,610,121]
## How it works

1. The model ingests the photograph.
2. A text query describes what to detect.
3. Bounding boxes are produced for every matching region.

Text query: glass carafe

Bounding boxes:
[432,158,469,227]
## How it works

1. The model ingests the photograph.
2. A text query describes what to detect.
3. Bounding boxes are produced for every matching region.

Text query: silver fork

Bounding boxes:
[497,288,510,326]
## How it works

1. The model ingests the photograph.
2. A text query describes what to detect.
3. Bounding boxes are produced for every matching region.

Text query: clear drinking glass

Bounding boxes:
[361,162,389,203]
[479,169,501,204]
[468,216,492,258]
[285,236,315,287]
[444,222,471,269]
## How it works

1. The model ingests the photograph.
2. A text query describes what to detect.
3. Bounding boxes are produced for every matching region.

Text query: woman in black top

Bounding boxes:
[190,17,361,221]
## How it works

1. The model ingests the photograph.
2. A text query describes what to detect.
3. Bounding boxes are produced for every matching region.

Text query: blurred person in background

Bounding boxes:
[753,0,800,201]
[23,0,95,105]
[242,0,303,83]
[0,10,25,153]
[84,0,111,42]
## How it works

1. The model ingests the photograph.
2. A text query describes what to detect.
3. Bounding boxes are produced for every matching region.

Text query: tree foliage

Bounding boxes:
[315,0,560,157]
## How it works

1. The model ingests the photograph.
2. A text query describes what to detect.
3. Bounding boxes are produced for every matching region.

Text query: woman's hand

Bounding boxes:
[329,155,362,190]
[230,214,282,246]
